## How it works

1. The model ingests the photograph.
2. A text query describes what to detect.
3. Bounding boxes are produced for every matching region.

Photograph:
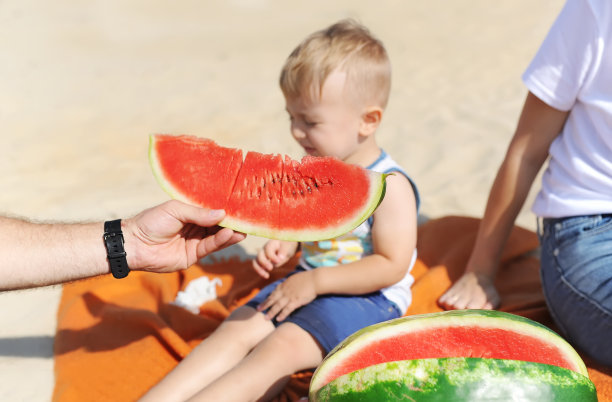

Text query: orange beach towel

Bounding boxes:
[53,216,612,401]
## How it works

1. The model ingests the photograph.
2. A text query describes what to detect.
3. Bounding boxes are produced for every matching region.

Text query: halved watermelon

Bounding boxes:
[310,310,596,401]
[313,358,596,401]
[149,134,387,241]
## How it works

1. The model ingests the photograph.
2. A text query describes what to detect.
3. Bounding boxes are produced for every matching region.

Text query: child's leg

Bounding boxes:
[188,322,324,401]
[140,306,275,402]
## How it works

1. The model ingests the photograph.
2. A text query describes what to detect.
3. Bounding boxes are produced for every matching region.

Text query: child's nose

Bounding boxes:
[290,122,306,140]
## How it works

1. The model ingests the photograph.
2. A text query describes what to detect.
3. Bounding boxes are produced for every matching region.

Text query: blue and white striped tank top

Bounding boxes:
[298,150,420,314]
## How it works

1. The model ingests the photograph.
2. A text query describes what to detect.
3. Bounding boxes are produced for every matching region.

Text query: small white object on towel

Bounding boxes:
[172,276,222,314]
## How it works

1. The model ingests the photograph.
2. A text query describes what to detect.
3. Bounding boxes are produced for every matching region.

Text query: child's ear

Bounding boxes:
[360,107,383,136]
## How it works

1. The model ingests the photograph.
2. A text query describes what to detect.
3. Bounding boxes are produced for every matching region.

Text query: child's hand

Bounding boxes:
[438,271,500,310]
[257,271,317,321]
[252,240,298,279]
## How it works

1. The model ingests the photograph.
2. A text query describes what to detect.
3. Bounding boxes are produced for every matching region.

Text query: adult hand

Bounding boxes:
[124,200,246,273]
[438,271,500,310]
[257,271,317,321]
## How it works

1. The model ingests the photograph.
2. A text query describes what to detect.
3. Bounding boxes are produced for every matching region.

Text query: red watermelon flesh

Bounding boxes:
[280,156,369,231]
[310,310,590,395]
[150,135,243,209]
[328,327,573,384]
[225,151,284,230]
[149,134,387,241]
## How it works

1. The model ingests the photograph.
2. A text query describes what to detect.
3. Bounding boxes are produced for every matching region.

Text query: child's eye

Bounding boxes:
[304,120,317,127]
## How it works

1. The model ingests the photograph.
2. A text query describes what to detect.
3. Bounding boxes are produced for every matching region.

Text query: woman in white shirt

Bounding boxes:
[439,0,612,366]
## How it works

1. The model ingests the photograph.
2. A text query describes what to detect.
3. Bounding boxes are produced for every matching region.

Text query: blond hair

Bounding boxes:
[279,19,391,109]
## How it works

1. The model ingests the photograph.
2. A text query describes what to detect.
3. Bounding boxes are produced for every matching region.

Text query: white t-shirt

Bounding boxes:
[522,0,612,217]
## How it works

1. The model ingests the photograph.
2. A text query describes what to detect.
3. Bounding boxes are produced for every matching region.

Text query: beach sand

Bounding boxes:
[0,0,564,399]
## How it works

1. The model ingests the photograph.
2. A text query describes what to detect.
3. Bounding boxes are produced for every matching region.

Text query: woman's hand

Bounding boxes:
[438,271,500,310]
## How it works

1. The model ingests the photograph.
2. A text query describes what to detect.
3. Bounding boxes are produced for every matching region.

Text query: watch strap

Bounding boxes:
[103,219,130,279]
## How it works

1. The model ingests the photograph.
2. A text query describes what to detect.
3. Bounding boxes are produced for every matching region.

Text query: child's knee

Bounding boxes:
[218,306,275,346]
[270,323,324,366]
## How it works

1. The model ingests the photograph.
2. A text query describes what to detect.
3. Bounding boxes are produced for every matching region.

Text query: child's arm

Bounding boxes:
[257,173,417,321]
[252,240,299,279]
[438,92,569,310]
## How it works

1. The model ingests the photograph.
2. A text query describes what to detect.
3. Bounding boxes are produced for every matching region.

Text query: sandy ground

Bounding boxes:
[0,0,565,400]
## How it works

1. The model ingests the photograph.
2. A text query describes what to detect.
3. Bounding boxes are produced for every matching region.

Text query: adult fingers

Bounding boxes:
[447,293,470,310]
[443,289,495,310]
[438,287,462,310]
[464,294,489,310]
[196,227,244,258]
[165,200,226,227]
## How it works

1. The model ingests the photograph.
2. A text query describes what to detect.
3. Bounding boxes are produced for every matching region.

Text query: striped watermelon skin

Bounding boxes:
[312,358,597,401]
[310,310,593,400]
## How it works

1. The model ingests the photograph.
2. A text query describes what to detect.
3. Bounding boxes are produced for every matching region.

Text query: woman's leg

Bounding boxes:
[539,214,612,366]
[188,322,325,402]
[140,306,275,402]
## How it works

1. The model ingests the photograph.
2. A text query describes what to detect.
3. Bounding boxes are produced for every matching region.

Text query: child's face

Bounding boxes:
[285,71,365,162]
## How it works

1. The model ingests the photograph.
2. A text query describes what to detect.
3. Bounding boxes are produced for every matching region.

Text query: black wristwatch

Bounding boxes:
[103,219,130,278]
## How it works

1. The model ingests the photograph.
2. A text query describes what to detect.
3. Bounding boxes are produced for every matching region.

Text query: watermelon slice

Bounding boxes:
[149,134,387,241]
[310,310,595,401]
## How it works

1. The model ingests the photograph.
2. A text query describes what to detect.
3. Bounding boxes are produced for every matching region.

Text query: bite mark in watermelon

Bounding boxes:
[149,134,387,241]
[310,310,595,401]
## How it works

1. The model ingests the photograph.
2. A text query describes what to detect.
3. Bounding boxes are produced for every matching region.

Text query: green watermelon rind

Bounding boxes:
[310,310,589,395]
[149,134,388,241]
[312,357,597,402]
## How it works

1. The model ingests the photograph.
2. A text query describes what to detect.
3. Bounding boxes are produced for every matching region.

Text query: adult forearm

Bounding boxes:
[0,216,109,290]
[467,93,567,277]
[0,201,244,291]
[467,153,537,275]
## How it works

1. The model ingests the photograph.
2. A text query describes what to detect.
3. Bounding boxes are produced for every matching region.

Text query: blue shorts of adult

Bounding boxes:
[245,267,402,354]
[539,214,612,367]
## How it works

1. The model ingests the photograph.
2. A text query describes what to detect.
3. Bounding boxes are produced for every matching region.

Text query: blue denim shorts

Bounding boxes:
[538,214,612,366]
[245,268,402,353]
